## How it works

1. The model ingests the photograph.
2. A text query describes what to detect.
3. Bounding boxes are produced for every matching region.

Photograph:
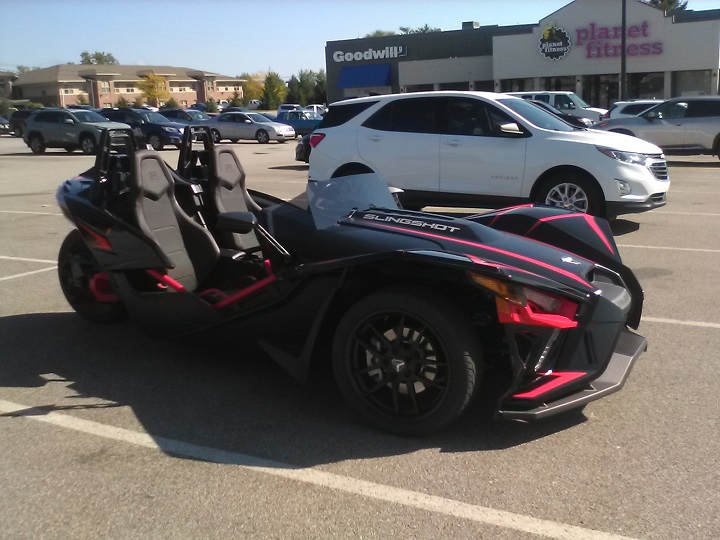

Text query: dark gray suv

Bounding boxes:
[597,97,720,160]
[23,109,129,154]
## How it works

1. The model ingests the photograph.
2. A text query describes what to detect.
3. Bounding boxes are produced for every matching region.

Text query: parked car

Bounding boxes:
[507,91,608,122]
[9,109,36,138]
[277,103,303,114]
[158,108,212,124]
[275,110,323,136]
[528,100,594,128]
[99,108,185,150]
[304,104,327,115]
[0,116,10,135]
[205,112,295,143]
[308,91,669,219]
[295,133,311,163]
[22,108,129,154]
[596,96,720,159]
[601,99,663,120]
[223,106,250,113]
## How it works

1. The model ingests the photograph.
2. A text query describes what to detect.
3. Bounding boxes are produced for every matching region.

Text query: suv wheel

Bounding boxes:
[536,172,604,217]
[80,135,97,155]
[29,134,45,154]
[148,133,164,151]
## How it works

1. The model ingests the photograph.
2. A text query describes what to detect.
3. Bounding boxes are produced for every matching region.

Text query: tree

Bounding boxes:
[229,91,243,107]
[399,24,441,34]
[238,72,264,104]
[261,72,287,110]
[116,96,131,108]
[80,51,119,65]
[16,65,41,74]
[364,30,396,37]
[164,97,179,109]
[133,96,145,108]
[313,70,327,105]
[137,73,170,107]
[642,0,688,10]
[76,94,89,105]
[205,98,219,113]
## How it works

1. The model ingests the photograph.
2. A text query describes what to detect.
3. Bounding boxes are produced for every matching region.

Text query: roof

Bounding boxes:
[15,65,245,86]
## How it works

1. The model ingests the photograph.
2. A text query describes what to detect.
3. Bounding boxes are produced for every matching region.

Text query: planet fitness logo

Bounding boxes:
[539,22,571,60]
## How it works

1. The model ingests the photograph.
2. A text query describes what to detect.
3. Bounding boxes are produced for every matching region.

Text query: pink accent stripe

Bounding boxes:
[212,274,277,310]
[527,214,615,255]
[89,273,119,303]
[146,269,188,293]
[512,371,586,399]
[369,223,592,288]
[488,204,535,227]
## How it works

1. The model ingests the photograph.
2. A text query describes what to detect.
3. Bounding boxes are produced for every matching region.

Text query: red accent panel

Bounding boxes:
[78,223,113,252]
[512,371,586,399]
[496,299,578,329]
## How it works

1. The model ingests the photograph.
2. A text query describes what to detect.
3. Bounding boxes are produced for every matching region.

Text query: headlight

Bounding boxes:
[597,147,648,166]
[162,126,180,133]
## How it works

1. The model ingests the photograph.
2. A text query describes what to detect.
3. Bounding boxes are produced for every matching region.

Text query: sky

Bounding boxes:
[2,0,720,79]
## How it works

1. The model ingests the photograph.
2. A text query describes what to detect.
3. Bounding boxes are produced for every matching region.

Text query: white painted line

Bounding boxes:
[642,316,720,330]
[654,210,720,217]
[0,255,57,264]
[0,399,638,540]
[0,266,57,282]
[0,210,63,216]
[617,244,720,254]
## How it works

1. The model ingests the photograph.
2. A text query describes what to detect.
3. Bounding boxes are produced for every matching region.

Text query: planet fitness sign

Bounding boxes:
[539,23,572,60]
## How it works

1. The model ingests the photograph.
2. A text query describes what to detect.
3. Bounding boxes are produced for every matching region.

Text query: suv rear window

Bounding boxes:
[686,100,720,117]
[317,101,377,129]
[362,97,440,134]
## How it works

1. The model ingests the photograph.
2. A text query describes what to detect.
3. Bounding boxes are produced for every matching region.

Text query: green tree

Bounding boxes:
[164,97,179,109]
[0,88,11,117]
[261,72,287,110]
[137,73,170,107]
[365,30,396,37]
[16,65,41,74]
[133,96,145,108]
[80,51,119,65]
[238,72,264,104]
[205,98,219,113]
[229,90,243,107]
[313,70,327,105]
[116,96,131,108]
[642,0,688,10]
[399,24,441,34]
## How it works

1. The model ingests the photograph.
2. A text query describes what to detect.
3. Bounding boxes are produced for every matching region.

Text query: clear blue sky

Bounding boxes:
[2,0,719,79]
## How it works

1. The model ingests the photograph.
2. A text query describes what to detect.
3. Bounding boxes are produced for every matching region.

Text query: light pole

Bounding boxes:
[620,0,628,100]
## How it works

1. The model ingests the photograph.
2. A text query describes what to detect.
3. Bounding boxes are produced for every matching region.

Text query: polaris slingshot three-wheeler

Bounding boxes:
[55,128,647,435]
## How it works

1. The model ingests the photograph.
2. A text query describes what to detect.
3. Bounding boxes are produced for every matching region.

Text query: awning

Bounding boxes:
[337,64,391,89]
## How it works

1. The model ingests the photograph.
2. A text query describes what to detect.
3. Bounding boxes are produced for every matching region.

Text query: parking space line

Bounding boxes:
[0,255,57,264]
[0,210,63,216]
[617,244,720,254]
[0,266,57,282]
[654,210,720,216]
[0,398,638,540]
[642,316,720,330]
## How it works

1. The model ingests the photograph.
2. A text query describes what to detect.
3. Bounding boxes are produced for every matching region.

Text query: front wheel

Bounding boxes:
[535,172,604,216]
[255,129,270,144]
[210,129,221,143]
[80,135,97,155]
[147,132,164,151]
[58,230,127,323]
[332,287,483,435]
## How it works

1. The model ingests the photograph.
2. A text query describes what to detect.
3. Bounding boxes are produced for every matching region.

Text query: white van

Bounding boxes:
[507,91,607,122]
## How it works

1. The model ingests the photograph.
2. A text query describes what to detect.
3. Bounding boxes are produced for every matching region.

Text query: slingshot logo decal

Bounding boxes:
[361,213,461,233]
[561,256,581,265]
[539,22,571,60]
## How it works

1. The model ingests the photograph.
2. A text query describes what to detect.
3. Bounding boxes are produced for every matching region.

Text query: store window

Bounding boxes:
[673,70,711,96]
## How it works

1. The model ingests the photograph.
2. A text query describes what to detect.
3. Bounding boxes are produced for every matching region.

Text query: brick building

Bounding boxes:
[11,64,244,108]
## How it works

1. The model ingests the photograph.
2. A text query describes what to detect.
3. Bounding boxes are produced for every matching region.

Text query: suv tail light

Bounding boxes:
[309,133,325,148]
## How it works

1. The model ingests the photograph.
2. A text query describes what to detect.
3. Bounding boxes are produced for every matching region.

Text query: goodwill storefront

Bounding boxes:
[324,0,720,107]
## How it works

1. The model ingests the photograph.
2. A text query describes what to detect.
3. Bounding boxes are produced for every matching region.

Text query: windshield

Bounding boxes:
[306,174,399,229]
[570,94,590,108]
[73,110,109,123]
[247,113,272,123]
[498,98,575,132]
[187,110,211,120]
[138,111,172,123]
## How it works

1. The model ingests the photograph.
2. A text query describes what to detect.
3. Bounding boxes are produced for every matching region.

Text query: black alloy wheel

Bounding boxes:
[332,287,483,435]
[57,229,127,323]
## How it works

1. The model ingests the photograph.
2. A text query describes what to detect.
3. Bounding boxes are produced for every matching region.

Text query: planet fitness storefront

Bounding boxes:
[324,0,720,107]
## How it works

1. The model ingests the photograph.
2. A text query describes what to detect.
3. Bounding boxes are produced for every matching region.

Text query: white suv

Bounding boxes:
[308,91,670,219]
[507,91,608,122]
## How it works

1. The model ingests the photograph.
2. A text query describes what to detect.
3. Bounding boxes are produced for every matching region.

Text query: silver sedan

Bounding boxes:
[205,112,296,144]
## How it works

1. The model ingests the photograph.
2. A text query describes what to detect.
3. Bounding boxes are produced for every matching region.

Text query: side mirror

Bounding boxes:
[245,119,252,124]
[498,122,525,137]
[64,118,75,125]
[645,111,658,121]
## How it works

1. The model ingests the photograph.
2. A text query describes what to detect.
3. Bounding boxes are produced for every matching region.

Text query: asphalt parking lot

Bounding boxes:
[1,135,719,539]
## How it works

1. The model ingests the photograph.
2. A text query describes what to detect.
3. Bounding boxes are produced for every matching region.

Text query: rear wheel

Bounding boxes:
[535,172,604,217]
[332,287,483,435]
[80,134,97,155]
[210,129,221,143]
[58,230,127,324]
[255,129,270,144]
[29,134,45,154]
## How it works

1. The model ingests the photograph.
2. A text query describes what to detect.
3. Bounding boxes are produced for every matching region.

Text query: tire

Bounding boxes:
[29,134,45,154]
[230,138,239,143]
[58,230,127,324]
[148,132,164,151]
[210,129,221,144]
[255,129,270,144]
[14,126,23,138]
[64,146,76,153]
[330,164,373,178]
[332,287,483,435]
[535,172,604,217]
[80,135,97,155]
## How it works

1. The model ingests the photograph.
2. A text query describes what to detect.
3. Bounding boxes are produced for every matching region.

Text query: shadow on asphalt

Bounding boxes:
[610,218,641,236]
[0,312,587,466]
[665,159,720,168]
